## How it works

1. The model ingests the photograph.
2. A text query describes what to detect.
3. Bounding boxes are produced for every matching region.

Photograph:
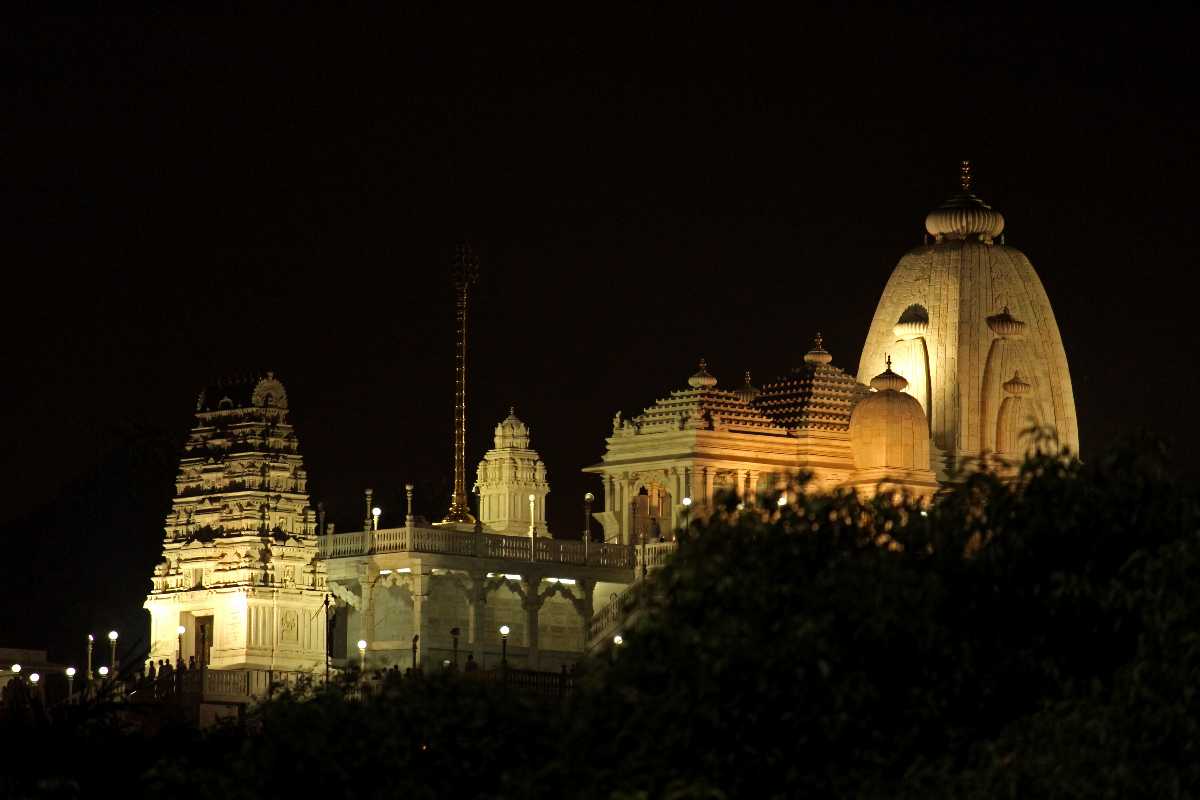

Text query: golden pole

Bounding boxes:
[443,243,478,524]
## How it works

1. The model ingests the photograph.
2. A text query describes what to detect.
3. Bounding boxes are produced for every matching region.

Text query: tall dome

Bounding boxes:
[858,163,1078,476]
[850,361,930,472]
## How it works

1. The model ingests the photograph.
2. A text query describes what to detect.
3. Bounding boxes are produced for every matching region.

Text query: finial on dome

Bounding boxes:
[870,356,909,392]
[509,405,515,417]
[737,370,759,403]
[925,161,1005,243]
[960,160,972,192]
[986,306,1027,337]
[688,358,718,389]
[803,332,833,365]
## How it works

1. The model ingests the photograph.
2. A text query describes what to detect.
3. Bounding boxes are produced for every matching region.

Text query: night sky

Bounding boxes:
[3,9,1198,662]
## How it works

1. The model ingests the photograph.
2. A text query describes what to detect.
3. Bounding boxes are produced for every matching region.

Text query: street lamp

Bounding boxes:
[613,634,623,646]
[681,496,692,532]
[98,666,109,678]
[107,630,118,674]
[499,625,510,667]
[86,634,94,685]
[177,625,186,665]
[10,664,20,674]
[372,507,381,531]
[583,492,595,562]
[66,667,76,699]
[29,673,39,686]
[357,639,367,676]
[777,493,787,508]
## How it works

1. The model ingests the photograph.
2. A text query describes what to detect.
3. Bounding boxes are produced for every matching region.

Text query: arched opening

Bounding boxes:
[630,482,674,543]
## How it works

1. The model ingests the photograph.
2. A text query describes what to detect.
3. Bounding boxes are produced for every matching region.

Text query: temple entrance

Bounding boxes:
[194,615,214,667]
[630,484,674,544]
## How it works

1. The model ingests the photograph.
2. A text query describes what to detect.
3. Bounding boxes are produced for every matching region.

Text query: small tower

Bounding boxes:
[143,373,327,672]
[475,408,551,536]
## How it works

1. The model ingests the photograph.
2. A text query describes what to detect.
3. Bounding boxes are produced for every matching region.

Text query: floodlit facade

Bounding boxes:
[143,374,327,673]
[142,166,1078,682]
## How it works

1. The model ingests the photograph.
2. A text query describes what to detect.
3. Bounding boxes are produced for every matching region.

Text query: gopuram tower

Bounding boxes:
[143,372,327,672]
[858,162,1079,477]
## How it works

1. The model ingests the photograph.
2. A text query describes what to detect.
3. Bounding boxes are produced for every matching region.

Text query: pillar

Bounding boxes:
[521,575,544,671]
[577,579,596,650]
[410,570,428,669]
[468,573,488,665]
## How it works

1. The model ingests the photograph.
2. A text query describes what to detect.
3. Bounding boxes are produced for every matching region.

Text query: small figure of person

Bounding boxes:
[464,654,478,673]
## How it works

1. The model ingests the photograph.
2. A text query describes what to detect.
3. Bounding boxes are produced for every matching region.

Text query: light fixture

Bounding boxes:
[10,664,20,674]
[379,569,393,575]
[357,639,367,651]
[108,630,118,642]
[584,492,594,503]
[777,494,787,507]
[177,625,186,635]
[396,567,412,574]
[613,634,623,646]
[87,634,94,642]
[98,666,109,676]
[920,510,929,517]
[372,507,381,517]
[682,497,692,507]
[29,673,39,684]
[65,667,76,678]
[499,625,510,638]
[737,502,745,511]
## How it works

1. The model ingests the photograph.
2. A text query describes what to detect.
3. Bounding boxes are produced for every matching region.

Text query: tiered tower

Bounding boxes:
[143,372,327,672]
[475,408,552,536]
[858,162,1078,476]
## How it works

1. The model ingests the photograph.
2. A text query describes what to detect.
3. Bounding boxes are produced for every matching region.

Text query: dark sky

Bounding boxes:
[3,9,1198,661]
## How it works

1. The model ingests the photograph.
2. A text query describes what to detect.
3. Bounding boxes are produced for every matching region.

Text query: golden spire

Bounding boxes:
[960,160,973,193]
[442,242,479,525]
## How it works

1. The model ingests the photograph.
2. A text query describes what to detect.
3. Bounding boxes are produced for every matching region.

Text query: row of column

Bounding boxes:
[355,569,596,671]
[604,467,767,542]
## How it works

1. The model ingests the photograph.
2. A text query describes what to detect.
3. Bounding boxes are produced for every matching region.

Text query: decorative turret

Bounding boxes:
[803,332,833,365]
[736,371,759,403]
[987,306,1027,338]
[476,408,551,536]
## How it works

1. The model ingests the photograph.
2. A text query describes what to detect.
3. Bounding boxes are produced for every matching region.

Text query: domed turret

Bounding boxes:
[850,361,930,472]
[736,370,759,403]
[986,306,1027,338]
[494,407,531,449]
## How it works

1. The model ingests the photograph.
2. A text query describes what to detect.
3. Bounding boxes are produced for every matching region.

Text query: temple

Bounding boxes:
[143,164,1078,697]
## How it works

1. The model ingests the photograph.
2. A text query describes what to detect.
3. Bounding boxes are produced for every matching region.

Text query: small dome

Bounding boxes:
[736,370,759,403]
[1003,371,1032,395]
[924,161,1005,242]
[688,359,718,389]
[803,333,833,365]
[850,380,930,471]
[494,407,531,448]
[987,306,1027,338]
[869,357,909,392]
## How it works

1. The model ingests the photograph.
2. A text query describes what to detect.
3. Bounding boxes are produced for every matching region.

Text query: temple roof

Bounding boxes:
[752,345,870,432]
[196,372,288,413]
[631,361,783,435]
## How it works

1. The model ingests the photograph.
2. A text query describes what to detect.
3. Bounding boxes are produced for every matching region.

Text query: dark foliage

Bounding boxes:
[2,435,1197,799]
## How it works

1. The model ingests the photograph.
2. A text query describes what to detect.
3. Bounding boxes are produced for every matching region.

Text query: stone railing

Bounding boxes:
[635,541,678,573]
[589,585,634,644]
[319,526,635,570]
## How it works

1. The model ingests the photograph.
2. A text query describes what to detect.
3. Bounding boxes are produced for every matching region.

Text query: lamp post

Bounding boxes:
[681,496,692,533]
[372,507,381,531]
[29,673,39,686]
[357,639,367,677]
[107,630,118,674]
[10,664,20,675]
[529,494,537,561]
[450,627,460,668]
[66,667,76,700]
[177,625,186,666]
[583,492,594,562]
[499,625,510,667]
[86,634,94,686]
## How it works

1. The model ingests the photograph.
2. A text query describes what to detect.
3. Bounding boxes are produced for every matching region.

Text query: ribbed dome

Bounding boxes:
[688,359,718,389]
[924,161,1005,243]
[850,384,929,471]
[869,358,909,392]
[803,333,833,365]
[987,306,1027,338]
[1003,370,1032,395]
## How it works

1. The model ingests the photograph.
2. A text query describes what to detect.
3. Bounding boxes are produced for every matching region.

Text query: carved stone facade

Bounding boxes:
[144,373,327,672]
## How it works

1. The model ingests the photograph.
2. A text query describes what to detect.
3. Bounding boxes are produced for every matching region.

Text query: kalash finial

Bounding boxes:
[804,332,833,365]
[960,160,973,193]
